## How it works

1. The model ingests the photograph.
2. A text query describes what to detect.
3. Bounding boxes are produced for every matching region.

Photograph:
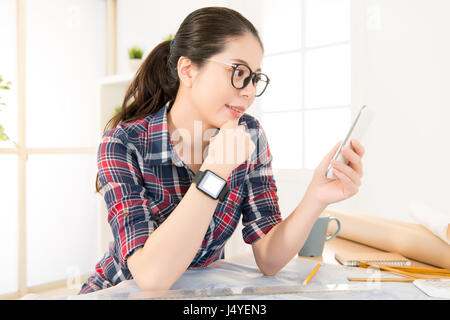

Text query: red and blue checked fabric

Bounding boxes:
[78,100,282,294]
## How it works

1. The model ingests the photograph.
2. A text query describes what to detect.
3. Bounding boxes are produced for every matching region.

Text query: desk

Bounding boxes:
[64,237,445,300]
[21,236,445,300]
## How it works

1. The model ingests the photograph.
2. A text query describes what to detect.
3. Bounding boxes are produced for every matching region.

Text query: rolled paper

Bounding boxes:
[325,209,450,269]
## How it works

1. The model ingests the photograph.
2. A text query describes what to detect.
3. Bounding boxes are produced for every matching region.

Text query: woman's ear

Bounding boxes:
[177,56,199,88]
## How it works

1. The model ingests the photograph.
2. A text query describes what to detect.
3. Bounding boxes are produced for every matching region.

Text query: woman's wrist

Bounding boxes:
[303,186,329,211]
[199,161,233,180]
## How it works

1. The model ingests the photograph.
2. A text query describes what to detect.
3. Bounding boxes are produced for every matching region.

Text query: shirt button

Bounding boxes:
[123,209,130,216]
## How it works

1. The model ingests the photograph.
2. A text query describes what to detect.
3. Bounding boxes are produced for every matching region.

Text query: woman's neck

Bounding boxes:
[167,98,214,166]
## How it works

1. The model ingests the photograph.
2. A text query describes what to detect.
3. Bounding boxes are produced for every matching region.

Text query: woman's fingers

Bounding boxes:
[332,159,361,187]
[332,165,359,198]
[340,145,364,178]
[332,139,366,188]
[351,139,366,158]
[318,141,342,171]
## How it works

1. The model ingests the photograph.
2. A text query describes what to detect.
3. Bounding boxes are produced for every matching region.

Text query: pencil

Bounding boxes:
[362,262,434,280]
[302,263,322,285]
[358,263,450,276]
[348,277,415,282]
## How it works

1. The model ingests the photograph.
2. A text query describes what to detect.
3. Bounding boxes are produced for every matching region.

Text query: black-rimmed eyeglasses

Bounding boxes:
[206,59,270,97]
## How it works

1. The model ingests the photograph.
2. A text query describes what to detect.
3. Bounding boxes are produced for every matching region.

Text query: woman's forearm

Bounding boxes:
[252,192,327,276]
[128,163,230,292]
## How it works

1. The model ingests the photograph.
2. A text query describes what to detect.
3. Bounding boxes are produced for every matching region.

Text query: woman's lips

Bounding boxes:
[225,104,245,112]
[225,104,244,118]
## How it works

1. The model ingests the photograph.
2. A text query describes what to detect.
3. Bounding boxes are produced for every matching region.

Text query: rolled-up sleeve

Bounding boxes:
[241,120,282,244]
[97,127,158,270]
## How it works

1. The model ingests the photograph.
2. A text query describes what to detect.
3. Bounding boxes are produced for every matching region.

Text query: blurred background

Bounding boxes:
[1,0,449,299]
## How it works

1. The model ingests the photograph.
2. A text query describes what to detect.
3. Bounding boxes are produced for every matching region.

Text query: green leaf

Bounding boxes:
[163,33,175,41]
[0,125,10,142]
[112,105,122,117]
[128,46,143,59]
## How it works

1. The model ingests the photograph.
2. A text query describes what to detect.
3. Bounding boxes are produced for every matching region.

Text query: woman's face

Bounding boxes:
[189,33,264,129]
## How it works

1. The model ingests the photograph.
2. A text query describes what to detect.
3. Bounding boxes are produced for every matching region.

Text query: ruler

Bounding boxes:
[95,283,378,300]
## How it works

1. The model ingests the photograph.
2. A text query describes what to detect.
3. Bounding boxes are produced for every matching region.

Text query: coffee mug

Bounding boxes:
[298,214,341,257]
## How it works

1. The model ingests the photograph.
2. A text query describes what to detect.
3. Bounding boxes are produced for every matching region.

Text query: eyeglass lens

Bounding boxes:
[232,64,268,97]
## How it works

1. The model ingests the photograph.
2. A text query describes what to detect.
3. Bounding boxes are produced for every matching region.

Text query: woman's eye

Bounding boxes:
[236,69,244,77]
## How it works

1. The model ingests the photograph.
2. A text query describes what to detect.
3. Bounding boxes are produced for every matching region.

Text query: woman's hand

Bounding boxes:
[305,139,366,206]
[202,119,255,179]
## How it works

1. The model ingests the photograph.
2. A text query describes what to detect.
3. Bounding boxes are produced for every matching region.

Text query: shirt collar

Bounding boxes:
[146,100,185,167]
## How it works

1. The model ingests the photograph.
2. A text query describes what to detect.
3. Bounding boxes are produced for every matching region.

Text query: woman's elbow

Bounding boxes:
[254,253,280,276]
[129,251,183,292]
[129,264,172,292]
[260,268,279,277]
[127,249,170,292]
[256,261,280,276]
[135,276,171,292]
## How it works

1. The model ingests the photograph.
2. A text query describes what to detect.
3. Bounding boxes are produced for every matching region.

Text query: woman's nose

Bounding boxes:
[239,76,257,97]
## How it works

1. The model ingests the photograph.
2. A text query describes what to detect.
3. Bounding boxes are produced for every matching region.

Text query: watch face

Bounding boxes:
[198,170,226,199]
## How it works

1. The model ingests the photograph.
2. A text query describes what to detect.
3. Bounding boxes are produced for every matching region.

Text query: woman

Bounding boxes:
[79,6,365,294]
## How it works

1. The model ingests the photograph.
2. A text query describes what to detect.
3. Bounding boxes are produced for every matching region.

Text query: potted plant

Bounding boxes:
[112,104,122,117]
[128,46,144,72]
[0,74,15,147]
[164,34,175,42]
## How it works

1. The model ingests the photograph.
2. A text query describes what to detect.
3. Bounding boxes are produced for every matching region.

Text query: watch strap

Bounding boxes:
[218,185,229,202]
[193,170,206,184]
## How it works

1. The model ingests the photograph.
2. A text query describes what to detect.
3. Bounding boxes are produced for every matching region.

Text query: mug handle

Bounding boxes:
[325,217,341,241]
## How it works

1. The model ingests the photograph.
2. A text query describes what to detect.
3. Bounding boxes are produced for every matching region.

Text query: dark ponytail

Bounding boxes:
[95,6,264,193]
[104,40,175,133]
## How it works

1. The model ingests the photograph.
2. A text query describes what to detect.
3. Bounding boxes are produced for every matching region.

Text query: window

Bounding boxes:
[259,0,352,171]
[0,0,106,298]
[0,0,18,296]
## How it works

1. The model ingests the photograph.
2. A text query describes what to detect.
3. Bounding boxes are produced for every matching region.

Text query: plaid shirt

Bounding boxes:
[79,100,282,294]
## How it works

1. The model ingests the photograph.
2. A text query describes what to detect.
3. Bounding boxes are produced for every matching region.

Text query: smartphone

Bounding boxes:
[326,105,371,179]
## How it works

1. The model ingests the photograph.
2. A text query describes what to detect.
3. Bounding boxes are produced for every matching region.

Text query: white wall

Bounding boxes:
[116,0,231,74]
[329,0,450,223]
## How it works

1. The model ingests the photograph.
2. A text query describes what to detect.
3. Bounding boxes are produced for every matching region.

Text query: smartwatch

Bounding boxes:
[193,169,229,201]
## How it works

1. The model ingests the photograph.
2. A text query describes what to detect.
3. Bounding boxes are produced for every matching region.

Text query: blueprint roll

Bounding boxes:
[324,209,450,269]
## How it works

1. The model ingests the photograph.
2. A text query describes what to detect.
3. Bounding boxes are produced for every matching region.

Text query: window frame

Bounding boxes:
[0,0,115,299]
[258,0,354,177]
